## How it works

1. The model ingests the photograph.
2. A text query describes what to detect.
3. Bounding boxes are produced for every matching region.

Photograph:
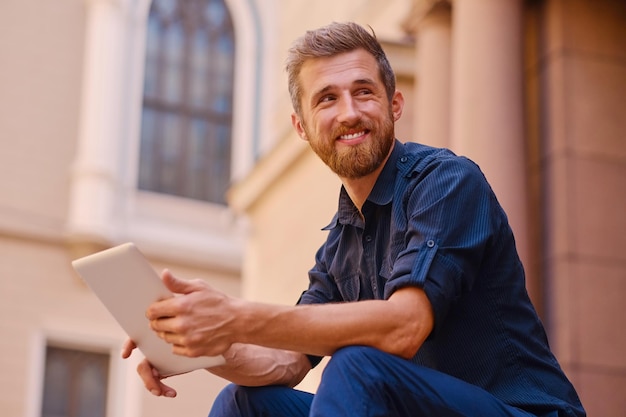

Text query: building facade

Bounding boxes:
[0,0,623,416]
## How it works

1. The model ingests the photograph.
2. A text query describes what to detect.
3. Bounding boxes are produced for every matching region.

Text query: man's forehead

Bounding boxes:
[299,50,381,92]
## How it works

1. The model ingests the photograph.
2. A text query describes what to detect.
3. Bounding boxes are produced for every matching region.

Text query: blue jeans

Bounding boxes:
[208,346,539,417]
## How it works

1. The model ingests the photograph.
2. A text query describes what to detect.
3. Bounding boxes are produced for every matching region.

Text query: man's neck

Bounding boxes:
[340,145,394,214]
[341,174,379,214]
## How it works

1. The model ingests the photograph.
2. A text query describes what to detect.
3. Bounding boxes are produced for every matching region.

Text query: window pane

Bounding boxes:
[77,360,109,417]
[144,18,160,98]
[205,0,228,26]
[163,22,184,104]
[187,118,209,199]
[159,112,183,194]
[41,350,70,417]
[41,346,109,417]
[138,107,158,191]
[154,0,177,17]
[190,28,209,108]
[138,0,235,204]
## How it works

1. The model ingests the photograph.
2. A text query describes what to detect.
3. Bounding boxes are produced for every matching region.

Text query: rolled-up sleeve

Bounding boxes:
[383,156,501,331]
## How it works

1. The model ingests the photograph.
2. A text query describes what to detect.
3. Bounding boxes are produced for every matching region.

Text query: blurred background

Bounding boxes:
[0,0,624,416]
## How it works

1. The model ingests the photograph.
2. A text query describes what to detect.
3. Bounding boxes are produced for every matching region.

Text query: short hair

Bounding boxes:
[285,22,396,116]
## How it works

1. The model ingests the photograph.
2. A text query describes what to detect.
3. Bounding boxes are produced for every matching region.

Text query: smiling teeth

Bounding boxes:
[340,131,365,140]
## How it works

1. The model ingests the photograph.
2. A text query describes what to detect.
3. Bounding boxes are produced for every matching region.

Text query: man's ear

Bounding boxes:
[391,90,405,122]
[291,113,308,141]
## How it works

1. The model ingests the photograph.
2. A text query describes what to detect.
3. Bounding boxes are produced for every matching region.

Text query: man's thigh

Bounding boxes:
[312,346,536,417]
[208,384,313,417]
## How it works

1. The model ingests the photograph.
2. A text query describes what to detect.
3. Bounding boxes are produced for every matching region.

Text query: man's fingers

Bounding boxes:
[137,360,177,398]
[121,339,137,359]
[161,269,205,294]
[145,271,204,321]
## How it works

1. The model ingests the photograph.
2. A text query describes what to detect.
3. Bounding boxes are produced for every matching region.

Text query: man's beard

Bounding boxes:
[307,115,395,179]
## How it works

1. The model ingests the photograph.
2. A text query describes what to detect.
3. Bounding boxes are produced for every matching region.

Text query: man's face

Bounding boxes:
[291,49,403,179]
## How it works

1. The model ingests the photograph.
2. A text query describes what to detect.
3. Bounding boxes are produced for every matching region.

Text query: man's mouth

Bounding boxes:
[338,130,367,141]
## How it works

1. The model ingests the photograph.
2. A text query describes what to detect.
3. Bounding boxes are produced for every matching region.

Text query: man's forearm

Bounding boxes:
[208,343,311,387]
[234,287,433,360]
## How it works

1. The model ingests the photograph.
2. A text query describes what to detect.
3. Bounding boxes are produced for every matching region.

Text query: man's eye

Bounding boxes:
[319,95,335,103]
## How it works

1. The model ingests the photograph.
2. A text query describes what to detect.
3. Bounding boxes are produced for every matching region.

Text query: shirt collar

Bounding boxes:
[367,139,403,206]
[324,140,404,230]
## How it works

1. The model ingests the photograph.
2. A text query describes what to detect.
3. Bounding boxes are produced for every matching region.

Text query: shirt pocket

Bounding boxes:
[379,256,393,286]
[334,273,361,302]
[380,234,406,283]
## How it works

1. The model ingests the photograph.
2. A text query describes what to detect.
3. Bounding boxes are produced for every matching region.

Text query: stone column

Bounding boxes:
[66,0,130,251]
[450,0,530,281]
[406,0,452,148]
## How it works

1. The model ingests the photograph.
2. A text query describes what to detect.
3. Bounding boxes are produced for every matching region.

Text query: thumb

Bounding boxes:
[161,269,203,295]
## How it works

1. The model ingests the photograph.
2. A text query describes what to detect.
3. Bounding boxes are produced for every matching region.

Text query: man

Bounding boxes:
[123,22,585,417]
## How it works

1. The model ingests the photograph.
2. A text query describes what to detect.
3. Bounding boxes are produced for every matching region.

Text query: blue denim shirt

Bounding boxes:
[298,140,585,417]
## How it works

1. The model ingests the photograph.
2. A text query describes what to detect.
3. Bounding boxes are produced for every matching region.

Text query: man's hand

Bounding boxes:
[146,269,237,358]
[121,269,240,397]
[121,339,178,397]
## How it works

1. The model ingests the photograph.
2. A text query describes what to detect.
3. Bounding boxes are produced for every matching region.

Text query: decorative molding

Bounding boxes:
[402,0,451,36]
[227,131,309,214]
[64,0,264,271]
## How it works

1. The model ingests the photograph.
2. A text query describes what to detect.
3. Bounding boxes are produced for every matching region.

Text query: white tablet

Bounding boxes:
[72,242,225,376]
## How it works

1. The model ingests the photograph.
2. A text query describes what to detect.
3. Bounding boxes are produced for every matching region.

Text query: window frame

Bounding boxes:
[67,0,267,269]
[40,346,110,417]
[27,329,142,417]
[138,0,236,204]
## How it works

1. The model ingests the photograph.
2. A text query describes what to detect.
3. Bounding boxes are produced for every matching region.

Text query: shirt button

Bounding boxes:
[427,239,435,248]
[400,156,408,163]
[365,235,372,242]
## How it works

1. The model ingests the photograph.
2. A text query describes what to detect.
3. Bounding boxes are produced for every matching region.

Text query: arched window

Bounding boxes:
[138,0,235,204]
[68,0,263,269]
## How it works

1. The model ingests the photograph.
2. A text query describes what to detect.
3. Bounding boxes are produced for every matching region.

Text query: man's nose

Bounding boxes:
[336,96,360,124]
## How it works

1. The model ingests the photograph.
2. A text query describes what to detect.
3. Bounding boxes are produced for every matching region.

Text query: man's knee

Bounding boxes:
[318,346,431,399]
[209,384,242,417]
[209,384,313,417]
[317,345,400,400]
[322,346,390,380]
[313,347,410,416]
[209,384,274,417]
[210,384,279,413]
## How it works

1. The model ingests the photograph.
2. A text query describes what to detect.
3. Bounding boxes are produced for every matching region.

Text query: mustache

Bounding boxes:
[332,122,373,138]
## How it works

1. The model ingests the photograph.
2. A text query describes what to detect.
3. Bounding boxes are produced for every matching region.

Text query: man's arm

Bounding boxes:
[233,286,432,359]
[208,344,311,387]
[148,270,433,363]
[122,340,311,397]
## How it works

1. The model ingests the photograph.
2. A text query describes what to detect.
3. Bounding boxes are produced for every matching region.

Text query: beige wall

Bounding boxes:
[0,0,83,236]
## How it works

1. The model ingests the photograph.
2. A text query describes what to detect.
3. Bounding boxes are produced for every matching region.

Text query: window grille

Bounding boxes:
[138,0,235,204]
[40,346,109,417]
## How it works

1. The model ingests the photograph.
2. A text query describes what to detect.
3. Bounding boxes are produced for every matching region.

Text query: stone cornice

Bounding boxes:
[402,0,452,36]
